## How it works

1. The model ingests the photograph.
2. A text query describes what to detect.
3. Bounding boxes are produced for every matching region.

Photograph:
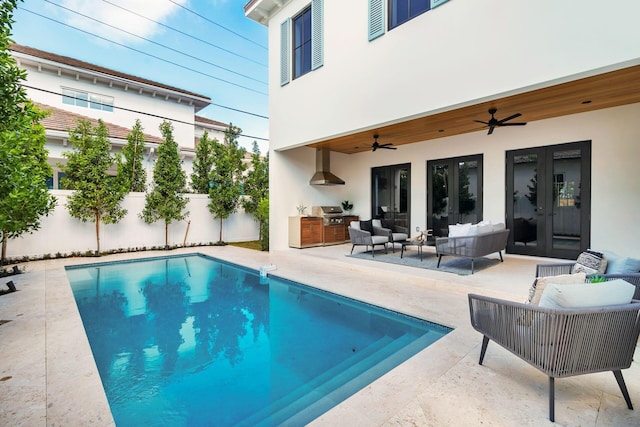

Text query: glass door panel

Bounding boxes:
[371,163,411,229]
[552,149,582,251]
[511,153,539,249]
[427,155,483,237]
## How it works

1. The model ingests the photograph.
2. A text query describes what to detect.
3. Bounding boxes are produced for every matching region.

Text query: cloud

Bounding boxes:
[59,0,188,44]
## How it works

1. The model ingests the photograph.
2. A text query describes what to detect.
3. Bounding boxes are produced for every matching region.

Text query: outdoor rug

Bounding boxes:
[347,247,501,275]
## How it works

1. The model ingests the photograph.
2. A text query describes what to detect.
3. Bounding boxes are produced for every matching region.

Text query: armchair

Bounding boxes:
[372,219,409,252]
[348,222,388,257]
[468,293,640,422]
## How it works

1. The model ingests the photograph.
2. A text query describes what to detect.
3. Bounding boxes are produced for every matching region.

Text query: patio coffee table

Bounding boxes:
[400,230,433,261]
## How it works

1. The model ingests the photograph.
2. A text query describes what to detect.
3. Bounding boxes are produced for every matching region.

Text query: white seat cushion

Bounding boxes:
[371,235,388,244]
[539,279,635,309]
[391,232,408,242]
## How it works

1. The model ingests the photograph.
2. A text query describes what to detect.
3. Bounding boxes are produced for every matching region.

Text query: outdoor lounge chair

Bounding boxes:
[348,224,388,257]
[468,293,640,422]
[371,219,409,253]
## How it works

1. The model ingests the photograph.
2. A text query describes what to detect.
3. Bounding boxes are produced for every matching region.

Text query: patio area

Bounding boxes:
[0,243,638,426]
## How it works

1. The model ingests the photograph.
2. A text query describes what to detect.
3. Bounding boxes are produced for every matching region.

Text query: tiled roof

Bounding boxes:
[195,115,228,128]
[34,102,164,144]
[11,44,211,102]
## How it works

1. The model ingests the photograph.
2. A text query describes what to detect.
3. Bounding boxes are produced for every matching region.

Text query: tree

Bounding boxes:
[241,141,269,245]
[61,119,128,254]
[256,196,269,251]
[119,119,147,192]
[208,125,246,243]
[0,0,56,263]
[141,120,188,247]
[190,130,216,194]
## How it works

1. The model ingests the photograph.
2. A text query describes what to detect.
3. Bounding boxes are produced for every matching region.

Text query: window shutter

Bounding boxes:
[368,0,385,41]
[311,0,324,70]
[431,0,450,8]
[280,18,291,86]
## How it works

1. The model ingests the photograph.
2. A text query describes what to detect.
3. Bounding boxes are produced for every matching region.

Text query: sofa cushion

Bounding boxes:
[571,250,608,275]
[602,250,640,274]
[526,272,586,305]
[350,221,360,230]
[360,219,373,233]
[539,279,635,309]
[372,219,382,228]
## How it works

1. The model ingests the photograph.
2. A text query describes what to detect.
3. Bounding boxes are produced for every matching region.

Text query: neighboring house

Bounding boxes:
[245,0,640,259]
[11,43,212,189]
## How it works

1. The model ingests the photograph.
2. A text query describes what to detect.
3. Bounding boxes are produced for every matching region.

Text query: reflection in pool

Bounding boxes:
[67,254,451,426]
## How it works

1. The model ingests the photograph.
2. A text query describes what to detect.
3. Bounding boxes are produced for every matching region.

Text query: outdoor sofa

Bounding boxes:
[435,223,510,274]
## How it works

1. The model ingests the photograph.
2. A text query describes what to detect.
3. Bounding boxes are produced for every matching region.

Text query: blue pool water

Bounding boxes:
[66,254,451,426]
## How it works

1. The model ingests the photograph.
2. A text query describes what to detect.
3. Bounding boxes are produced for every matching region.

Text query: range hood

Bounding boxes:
[310,148,345,186]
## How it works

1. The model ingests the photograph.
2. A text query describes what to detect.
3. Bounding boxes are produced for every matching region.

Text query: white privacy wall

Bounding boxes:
[7,192,259,259]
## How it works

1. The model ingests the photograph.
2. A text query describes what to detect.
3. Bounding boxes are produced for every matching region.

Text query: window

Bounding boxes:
[293,6,312,79]
[280,0,323,86]
[389,0,429,29]
[368,0,450,40]
[62,88,113,112]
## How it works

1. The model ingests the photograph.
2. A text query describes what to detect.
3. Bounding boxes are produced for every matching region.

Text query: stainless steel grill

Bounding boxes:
[311,206,345,225]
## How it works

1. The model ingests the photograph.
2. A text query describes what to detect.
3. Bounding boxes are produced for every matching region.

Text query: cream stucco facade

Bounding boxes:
[247,0,640,257]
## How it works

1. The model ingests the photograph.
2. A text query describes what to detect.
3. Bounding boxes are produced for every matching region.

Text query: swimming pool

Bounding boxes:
[66,254,451,426]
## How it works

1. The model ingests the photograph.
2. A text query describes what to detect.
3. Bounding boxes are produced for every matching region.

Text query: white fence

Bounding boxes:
[6,191,260,259]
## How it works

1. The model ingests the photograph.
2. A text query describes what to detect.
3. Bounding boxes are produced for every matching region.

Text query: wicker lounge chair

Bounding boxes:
[347,226,388,257]
[468,293,640,422]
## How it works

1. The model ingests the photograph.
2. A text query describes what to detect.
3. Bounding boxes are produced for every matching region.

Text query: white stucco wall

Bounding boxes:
[267,0,640,150]
[23,64,196,148]
[6,192,259,260]
[270,103,640,258]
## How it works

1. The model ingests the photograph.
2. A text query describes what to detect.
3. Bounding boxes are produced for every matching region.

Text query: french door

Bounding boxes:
[371,163,410,229]
[427,155,483,237]
[506,141,591,259]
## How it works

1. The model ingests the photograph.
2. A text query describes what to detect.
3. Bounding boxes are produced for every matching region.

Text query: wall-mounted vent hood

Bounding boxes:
[310,148,345,186]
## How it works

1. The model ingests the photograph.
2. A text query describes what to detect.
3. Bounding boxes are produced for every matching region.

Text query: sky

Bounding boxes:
[11,0,270,154]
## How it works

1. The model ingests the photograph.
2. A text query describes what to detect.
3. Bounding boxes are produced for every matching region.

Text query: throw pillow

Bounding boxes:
[526,272,586,306]
[602,250,640,274]
[571,250,608,275]
[538,279,635,309]
[448,223,471,237]
[350,221,360,230]
[371,219,382,228]
[360,219,373,233]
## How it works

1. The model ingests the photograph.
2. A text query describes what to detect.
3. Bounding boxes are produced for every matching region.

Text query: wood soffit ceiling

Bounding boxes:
[309,64,640,154]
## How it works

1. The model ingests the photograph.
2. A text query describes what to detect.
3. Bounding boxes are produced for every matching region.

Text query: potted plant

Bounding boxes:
[296,202,307,216]
[341,200,353,214]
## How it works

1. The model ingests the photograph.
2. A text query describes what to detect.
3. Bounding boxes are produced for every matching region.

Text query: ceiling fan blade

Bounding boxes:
[381,146,397,150]
[474,120,490,125]
[497,113,522,124]
[500,122,527,126]
[487,126,495,135]
[372,146,377,152]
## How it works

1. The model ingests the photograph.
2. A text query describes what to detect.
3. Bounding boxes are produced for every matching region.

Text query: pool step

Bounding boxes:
[236,332,426,427]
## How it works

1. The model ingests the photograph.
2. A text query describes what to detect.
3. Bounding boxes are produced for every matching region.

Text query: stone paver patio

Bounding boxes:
[0,243,638,426]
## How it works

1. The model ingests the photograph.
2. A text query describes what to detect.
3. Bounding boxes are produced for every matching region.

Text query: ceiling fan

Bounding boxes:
[370,134,396,151]
[474,108,527,135]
